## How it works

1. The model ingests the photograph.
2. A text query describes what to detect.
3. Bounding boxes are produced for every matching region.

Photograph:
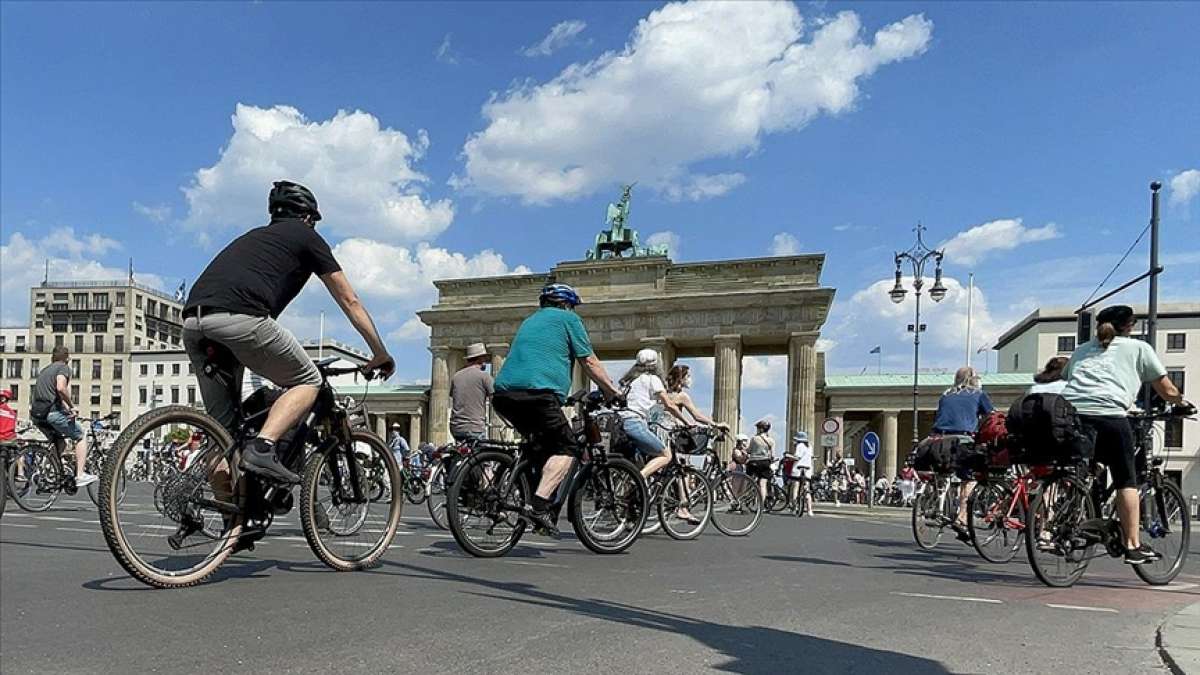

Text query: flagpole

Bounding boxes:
[966,272,974,367]
[318,311,325,360]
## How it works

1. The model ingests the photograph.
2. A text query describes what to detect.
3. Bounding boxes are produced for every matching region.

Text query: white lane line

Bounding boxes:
[1045,604,1119,614]
[424,533,454,538]
[33,515,86,522]
[55,527,97,534]
[1,522,36,528]
[502,560,565,568]
[891,592,1003,604]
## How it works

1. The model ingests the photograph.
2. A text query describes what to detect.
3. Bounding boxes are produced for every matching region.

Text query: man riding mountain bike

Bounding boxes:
[491,283,623,537]
[182,180,394,484]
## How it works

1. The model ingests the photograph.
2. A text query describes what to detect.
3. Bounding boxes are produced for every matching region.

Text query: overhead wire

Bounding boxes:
[1080,221,1151,308]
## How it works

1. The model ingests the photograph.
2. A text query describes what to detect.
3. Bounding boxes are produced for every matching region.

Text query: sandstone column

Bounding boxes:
[409,412,423,448]
[712,335,742,460]
[428,345,452,445]
[787,332,818,456]
[486,343,509,438]
[639,337,675,373]
[374,414,387,440]
[881,410,900,480]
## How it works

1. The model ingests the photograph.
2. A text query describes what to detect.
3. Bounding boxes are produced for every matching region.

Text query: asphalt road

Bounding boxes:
[2,498,1197,674]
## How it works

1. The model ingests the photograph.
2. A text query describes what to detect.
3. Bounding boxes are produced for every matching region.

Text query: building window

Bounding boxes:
[6,384,16,401]
[90,384,101,405]
[1166,333,1186,352]
[95,335,104,353]
[172,363,181,376]
[113,361,123,379]
[1165,418,1183,448]
[139,364,148,376]
[115,293,125,307]
[136,295,143,309]
[1057,336,1075,353]
[187,386,196,405]
[112,385,122,406]
[91,360,101,379]
[156,364,164,376]
[71,359,81,378]
[134,337,141,347]
[34,320,43,329]
[187,362,194,375]
[114,318,125,329]
[154,385,163,402]
[1013,353,1020,370]
[171,386,180,404]
[54,335,64,348]
[139,387,147,405]
[114,335,124,352]
[71,384,80,402]
[147,299,157,315]
[73,293,88,310]
[109,412,121,428]
[15,336,25,352]
[93,293,109,310]
[74,335,83,353]
[72,320,88,333]
[30,359,39,377]
[5,360,21,378]
[1167,370,1185,396]
[35,336,44,352]
[92,322,107,333]
[52,322,67,333]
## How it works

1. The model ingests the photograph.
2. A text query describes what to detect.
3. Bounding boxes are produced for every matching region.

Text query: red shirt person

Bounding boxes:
[0,390,17,442]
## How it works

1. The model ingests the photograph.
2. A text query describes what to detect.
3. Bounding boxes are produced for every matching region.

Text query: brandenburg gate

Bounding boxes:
[417,187,835,455]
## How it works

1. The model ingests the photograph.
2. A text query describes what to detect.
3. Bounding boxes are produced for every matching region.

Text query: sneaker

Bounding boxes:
[75,472,99,488]
[238,439,300,484]
[1125,543,1162,564]
[522,505,560,539]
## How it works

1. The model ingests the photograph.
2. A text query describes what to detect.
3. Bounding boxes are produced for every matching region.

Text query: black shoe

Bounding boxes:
[238,439,300,484]
[522,505,560,539]
[168,513,203,550]
[1124,544,1161,565]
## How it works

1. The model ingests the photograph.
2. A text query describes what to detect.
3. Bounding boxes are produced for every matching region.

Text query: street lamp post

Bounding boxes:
[888,224,947,444]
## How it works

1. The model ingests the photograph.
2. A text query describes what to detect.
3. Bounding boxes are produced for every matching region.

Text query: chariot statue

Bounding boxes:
[586,183,669,260]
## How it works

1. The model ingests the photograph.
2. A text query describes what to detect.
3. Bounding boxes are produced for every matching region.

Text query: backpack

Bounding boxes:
[1005,393,1085,464]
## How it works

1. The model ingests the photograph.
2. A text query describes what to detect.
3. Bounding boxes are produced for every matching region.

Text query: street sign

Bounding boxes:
[820,433,838,448]
[860,431,880,464]
[821,418,840,434]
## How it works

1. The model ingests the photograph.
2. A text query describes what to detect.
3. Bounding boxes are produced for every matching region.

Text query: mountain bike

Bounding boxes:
[699,441,764,536]
[7,412,122,511]
[98,340,400,589]
[1024,404,1194,588]
[445,391,647,557]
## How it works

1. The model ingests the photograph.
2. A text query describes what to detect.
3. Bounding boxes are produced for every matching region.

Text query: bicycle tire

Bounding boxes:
[300,430,402,571]
[657,465,712,541]
[89,460,126,507]
[8,443,61,513]
[765,483,789,513]
[968,482,1023,564]
[1025,477,1094,588]
[98,406,241,589]
[426,463,450,530]
[404,474,427,505]
[0,455,7,518]
[710,470,763,536]
[569,457,647,554]
[1133,478,1191,586]
[447,450,527,558]
[911,482,942,550]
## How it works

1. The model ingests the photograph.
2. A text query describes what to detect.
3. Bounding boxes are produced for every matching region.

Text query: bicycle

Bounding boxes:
[966,464,1052,563]
[699,441,764,536]
[910,471,965,550]
[98,341,400,589]
[6,412,121,511]
[762,461,790,514]
[1024,403,1194,588]
[632,423,713,540]
[445,391,647,557]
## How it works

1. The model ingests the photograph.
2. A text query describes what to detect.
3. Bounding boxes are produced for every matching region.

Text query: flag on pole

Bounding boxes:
[174,281,186,302]
[869,346,881,354]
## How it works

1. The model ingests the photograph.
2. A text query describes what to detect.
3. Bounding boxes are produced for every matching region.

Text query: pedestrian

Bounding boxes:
[786,431,814,515]
[449,343,494,443]
[827,451,850,506]
[745,419,775,500]
[389,422,411,468]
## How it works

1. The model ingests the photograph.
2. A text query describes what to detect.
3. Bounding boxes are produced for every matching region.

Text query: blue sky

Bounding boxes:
[2,1,1198,434]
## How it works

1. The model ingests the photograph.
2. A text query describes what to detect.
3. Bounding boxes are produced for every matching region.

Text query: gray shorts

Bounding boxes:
[183,311,321,431]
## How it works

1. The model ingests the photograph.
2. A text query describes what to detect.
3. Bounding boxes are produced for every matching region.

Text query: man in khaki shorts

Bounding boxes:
[183,181,394,484]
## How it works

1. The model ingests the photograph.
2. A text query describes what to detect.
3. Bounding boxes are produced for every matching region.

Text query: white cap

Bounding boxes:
[635,348,659,366]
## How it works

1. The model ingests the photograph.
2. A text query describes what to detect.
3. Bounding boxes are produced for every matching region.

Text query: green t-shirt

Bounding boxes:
[495,307,594,402]
[1062,336,1167,417]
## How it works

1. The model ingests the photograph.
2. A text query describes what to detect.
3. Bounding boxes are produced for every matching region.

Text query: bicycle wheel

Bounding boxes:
[447,450,527,558]
[404,473,427,505]
[88,452,126,507]
[300,431,402,571]
[968,482,1024,564]
[911,482,942,550]
[765,483,789,513]
[641,479,663,535]
[1025,477,1095,588]
[98,406,241,589]
[426,463,451,530]
[570,457,647,554]
[8,444,61,512]
[710,470,763,536]
[656,466,712,541]
[1134,478,1191,586]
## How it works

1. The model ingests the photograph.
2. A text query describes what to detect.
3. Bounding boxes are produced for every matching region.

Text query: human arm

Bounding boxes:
[320,270,394,378]
[55,373,74,414]
[978,391,995,416]
[579,354,621,399]
[654,389,690,425]
[1150,375,1184,405]
[675,391,723,428]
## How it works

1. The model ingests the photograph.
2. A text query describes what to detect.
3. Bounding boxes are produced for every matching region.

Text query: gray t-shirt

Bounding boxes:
[1063,336,1167,417]
[747,433,773,462]
[33,361,71,416]
[450,366,494,437]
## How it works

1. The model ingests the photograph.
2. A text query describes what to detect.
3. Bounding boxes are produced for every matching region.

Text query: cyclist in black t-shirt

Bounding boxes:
[183,181,394,483]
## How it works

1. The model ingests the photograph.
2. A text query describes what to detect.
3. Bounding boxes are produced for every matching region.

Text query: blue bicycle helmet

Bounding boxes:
[540,283,582,308]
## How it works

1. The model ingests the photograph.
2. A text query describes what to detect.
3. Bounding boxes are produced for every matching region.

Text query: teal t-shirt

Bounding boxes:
[495,307,594,402]
[1062,336,1167,417]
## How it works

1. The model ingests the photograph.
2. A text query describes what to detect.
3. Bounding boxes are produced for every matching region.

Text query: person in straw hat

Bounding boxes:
[450,343,494,442]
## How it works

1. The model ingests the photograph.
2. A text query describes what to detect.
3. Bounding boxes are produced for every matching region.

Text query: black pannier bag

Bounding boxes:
[1005,392,1086,465]
[910,435,970,473]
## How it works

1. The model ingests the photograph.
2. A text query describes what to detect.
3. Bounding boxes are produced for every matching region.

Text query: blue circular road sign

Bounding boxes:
[860,432,880,463]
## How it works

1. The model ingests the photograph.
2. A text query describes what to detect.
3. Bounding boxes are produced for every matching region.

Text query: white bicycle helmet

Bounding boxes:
[635,348,659,366]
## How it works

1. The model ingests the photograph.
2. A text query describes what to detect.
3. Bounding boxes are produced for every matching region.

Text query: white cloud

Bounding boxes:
[0,228,162,325]
[388,317,432,342]
[331,238,531,304]
[435,33,460,65]
[815,338,837,352]
[770,232,800,256]
[182,104,454,244]
[522,20,588,57]
[940,218,1061,266]
[457,4,933,204]
[742,355,787,390]
[132,201,172,223]
[1169,169,1200,207]
[645,230,681,257]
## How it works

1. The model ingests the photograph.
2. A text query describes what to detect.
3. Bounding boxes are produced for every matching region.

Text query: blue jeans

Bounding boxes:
[43,410,84,442]
[621,416,666,458]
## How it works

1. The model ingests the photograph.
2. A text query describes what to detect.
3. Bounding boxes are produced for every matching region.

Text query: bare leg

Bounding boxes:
[957,480,976,524]
[641,449,672,480]
[535,455,573,500]
[1116,487,1141,550]
[258,385,319,442]
[74,437,89,476]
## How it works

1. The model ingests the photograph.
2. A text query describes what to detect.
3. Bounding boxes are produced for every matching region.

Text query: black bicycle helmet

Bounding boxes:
[268,180,322,221]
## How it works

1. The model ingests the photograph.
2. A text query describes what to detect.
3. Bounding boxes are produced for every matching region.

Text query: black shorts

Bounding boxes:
[745,460,773,481]
[492,389,579,464]
[1079,415,1137,490]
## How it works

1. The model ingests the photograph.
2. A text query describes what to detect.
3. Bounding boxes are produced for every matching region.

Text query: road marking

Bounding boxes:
[1,522,36,528]
[891,592,1003,604]
[55,527,96,534]
[1045,604,1119,614]
[502,560,565,568]
[670,589,698,594]
[33,516,84,522]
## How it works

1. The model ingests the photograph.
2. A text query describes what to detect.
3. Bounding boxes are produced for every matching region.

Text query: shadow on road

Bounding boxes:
[375,560,952,675]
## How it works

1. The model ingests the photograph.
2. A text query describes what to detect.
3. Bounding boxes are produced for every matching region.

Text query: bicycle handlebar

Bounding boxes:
[1129,402,1196,420]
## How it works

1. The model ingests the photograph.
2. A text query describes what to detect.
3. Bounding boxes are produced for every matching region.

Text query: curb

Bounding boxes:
[1158,601,1200,675]
[811,504,910,519]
